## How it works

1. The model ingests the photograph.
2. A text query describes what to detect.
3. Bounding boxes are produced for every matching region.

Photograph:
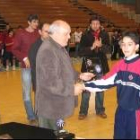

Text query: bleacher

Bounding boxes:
[102,0,140,25]
[77,0,138,30]
[0,0,91,29]
[0,0,139,31]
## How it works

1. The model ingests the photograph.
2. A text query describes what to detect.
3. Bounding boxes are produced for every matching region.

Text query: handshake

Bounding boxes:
[74,72,95,96]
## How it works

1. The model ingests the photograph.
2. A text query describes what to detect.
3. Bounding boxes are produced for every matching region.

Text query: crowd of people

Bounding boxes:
[0,20,140,72]
[0,24,24,71]
[0,13,140,139]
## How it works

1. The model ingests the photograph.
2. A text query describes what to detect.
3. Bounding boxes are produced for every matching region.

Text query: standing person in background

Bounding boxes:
[28,23,50,92]
[2,23,11,68]
[12,14,39,125]
[111,29,121,60]
[73,27,82,43]
[4,28,16,71]
[78,16,110,120]
[36,20,82,130]
[73,26,83,56]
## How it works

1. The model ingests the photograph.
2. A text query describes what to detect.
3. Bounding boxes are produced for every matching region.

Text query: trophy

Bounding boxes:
[55,119,75,139]
[56,119,65,131]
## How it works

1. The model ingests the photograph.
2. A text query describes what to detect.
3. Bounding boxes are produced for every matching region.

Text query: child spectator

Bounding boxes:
[4,28,16,71]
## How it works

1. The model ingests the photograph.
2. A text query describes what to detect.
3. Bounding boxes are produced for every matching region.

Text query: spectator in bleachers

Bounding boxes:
[12,14,39,126]
[4,28,16,71]
[78,16,110,120]
[28,23,50,92]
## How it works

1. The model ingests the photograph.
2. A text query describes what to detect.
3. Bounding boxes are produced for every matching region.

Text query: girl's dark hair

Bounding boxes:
[27,14,39,22]
[122,31,139,44]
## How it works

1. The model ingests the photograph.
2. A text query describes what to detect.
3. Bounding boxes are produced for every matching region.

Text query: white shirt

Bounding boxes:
[73,31,82,43]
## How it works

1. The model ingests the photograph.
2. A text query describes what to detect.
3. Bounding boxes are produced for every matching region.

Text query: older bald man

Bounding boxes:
[36,20,83,130]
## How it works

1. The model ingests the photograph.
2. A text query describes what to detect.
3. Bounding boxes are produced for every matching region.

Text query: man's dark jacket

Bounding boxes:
[79,29,110,75]
[28,38,43,91]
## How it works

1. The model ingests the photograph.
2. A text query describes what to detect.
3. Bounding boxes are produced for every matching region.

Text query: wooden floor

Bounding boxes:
[0,58,117,139]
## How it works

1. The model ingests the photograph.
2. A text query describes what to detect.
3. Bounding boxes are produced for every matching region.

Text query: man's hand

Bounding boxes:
[91,38,102,50]
[95,38,102,48]
[74,83,84,96]
[24,57,30,68]
[79,72,95,81]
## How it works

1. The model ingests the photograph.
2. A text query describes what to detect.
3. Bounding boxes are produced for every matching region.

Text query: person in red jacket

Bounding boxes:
[12,14,39,125]
[4,28,16,71]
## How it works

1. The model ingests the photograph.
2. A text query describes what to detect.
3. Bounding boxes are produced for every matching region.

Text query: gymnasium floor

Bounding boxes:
[0,58,117,139]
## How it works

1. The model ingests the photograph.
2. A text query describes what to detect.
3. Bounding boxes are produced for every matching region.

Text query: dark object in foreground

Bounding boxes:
[0,122,75,139]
